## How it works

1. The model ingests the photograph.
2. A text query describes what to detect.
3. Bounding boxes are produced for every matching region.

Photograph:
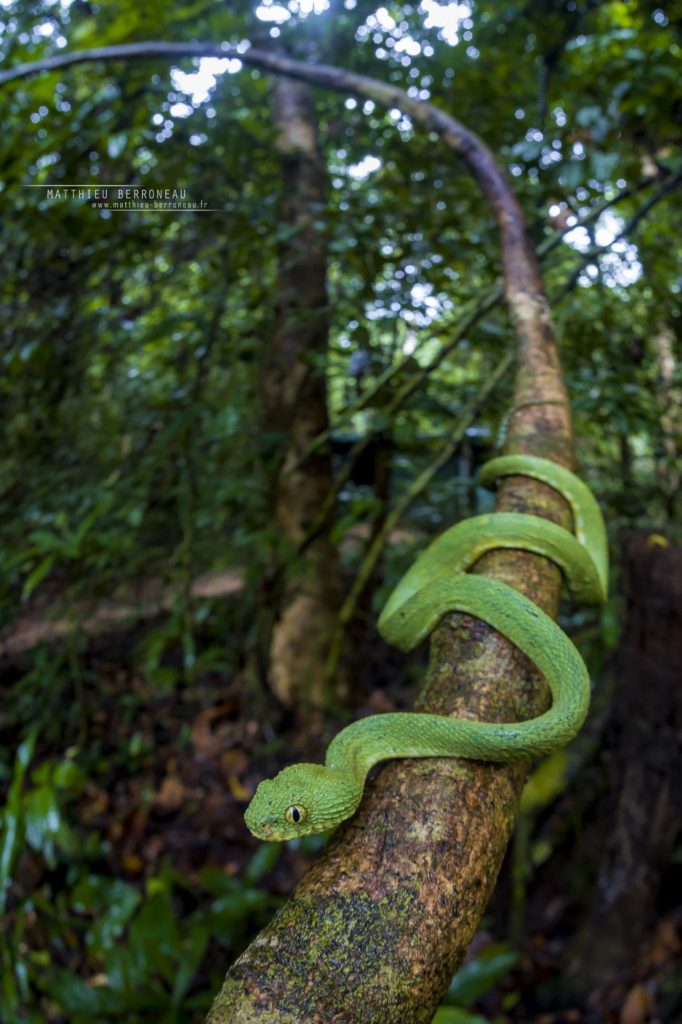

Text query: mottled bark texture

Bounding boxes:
[0,44,579,1024]
[653,325,681,522]
[206,57,576,1024]
[566,531,682,997]
[260,77,342,709]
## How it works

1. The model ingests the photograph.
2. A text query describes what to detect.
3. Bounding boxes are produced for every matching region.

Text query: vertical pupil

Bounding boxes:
[292,807,300,822]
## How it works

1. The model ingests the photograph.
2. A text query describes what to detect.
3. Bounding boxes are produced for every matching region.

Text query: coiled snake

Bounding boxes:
[245,455,607,841]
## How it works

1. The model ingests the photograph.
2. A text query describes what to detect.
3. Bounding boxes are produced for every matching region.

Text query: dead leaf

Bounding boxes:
[86,974,110,989]
[191,702,240,758]
[227,775,252,801]
[620,984,652,1024]
[80,786,110,825]
[121,854,143,874]
[154,775,185,812]
[366,689,395,712]
[220,747,248,779]
[643,916,681,970]
[120,805,150,857]
[107,821,123,843]
[143,834,166,863]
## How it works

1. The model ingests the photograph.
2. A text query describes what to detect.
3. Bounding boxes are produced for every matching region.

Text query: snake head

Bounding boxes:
[244,763,362,841]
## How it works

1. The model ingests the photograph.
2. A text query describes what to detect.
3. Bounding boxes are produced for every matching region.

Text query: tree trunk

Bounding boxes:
[341,428,393,700]
[259,76,342,710]
[653,325,681,523]
[205,54,577,1024]
[565,530,682,1000]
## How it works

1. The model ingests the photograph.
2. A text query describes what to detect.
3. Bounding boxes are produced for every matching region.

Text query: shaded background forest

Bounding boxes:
[0,1,680,1022]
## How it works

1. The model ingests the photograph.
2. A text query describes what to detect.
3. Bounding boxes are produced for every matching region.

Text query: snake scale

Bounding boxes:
[245,455,608,841]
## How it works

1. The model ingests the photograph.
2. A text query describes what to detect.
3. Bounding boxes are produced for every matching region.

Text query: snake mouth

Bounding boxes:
[243,809,289,841]
[245,822,283,841]
[253,829,289,841]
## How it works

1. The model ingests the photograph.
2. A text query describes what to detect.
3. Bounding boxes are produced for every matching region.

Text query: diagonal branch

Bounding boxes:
[300,169,664,465]
[296,284,503,557]
[554,163,682,301]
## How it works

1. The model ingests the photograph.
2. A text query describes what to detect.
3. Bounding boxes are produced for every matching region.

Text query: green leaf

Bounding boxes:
[561,161,585,191]
[23,786,63,867]
[196,866,239,896]
[104,944,147,999]
[443,946,517,1007]
[127,891,182,984]
[106,132,128,159]
[51,969,126,1015]
[142,665,181,689]
[171,927,209,1005]
[52,759,86,792]
[520,750,568,814]
[0,731,38,911]
[590,150,620,181]
[27,529,65,554]
[21,554,56,598]
[510,139,543,162]
[72,876,141,955]
[197,888,271,945]
[243,842,281,884]
[600,597,622,650]
[432,1008,492,1024]
[575,105,603,128]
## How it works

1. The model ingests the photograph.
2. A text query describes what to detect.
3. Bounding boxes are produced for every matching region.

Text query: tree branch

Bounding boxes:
[299,170,659,465]
[553,163,682,302]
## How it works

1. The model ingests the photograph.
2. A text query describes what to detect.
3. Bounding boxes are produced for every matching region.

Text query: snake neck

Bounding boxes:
[325,713,448,781]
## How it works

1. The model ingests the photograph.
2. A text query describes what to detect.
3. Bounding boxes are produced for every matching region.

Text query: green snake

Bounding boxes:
[245,455,608,841]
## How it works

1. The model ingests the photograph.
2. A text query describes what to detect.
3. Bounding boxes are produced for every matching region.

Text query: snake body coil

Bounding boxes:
[245,455,608,841]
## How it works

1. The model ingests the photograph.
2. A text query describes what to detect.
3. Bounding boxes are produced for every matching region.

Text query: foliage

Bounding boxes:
[0,714,282,1023]
[430,943,516,1023]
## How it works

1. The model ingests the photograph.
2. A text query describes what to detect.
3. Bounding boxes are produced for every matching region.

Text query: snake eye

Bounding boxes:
[285,805,307,826]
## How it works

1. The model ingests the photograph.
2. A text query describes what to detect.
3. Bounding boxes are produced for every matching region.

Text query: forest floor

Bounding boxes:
[0,523,404,657]
[1,580,680,1024]
[0,568,245,656]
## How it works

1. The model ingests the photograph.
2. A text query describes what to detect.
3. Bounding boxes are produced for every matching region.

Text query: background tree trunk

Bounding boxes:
[259,76,343,710]
[565,530,682,1000]
[653,325,681,523]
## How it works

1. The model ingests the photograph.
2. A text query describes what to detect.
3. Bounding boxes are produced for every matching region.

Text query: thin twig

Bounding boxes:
[300,171,660,468]
[553,164,682,302]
